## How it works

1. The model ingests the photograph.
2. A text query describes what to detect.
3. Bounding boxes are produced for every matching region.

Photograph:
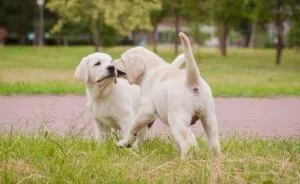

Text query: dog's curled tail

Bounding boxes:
[179,32,201,86]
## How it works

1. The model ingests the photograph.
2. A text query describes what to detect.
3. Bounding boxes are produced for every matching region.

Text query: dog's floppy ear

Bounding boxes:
[112,59,126,79]
[74,57,89,83]
[126,55,145,84]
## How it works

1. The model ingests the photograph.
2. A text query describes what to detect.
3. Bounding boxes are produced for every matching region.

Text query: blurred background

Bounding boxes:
[1,2,300,182]
[0,0,299,96]
[0,0,299,62]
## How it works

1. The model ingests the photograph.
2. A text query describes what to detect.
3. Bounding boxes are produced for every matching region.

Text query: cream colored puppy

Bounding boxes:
[115,33,220,158]
[75,52,185,144]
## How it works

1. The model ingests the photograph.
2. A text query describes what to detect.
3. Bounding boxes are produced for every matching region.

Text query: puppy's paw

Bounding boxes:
[117,139,132,148]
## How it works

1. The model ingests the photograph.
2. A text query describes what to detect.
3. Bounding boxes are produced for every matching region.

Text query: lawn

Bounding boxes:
[0,46,300,97]
[0,132,299,183]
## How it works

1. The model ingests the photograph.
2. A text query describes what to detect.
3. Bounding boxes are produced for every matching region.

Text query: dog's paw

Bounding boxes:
[117,139,132,148]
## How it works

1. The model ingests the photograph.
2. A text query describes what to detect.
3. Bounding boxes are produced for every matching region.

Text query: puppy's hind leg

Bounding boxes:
[135,120,154,146]
[168,114,198,159]
[134,127,149,147]
[200,112,220,156]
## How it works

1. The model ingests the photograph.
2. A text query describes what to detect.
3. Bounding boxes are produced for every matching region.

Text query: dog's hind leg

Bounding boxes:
[168,114,198,159]
[200,112,220,156]
[134,127,148,147]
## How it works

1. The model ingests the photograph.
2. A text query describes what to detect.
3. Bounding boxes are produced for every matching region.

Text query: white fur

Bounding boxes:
[115,33,220,159]
[75,52,185,144]
[170,53,185,69]
[75,52,146,143]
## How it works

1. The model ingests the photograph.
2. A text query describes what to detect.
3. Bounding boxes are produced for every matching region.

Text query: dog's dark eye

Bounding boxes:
[94,61,101,66]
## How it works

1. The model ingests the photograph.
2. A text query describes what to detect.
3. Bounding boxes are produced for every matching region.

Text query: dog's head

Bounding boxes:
[113,47,164,85]
[75,52,116,86]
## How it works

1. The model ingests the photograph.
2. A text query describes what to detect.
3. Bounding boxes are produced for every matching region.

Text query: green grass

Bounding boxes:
[0,46,300,97]
[0,81,83,95]
[0,132,299,183]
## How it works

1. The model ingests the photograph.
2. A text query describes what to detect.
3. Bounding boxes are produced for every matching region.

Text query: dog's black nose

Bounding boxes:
[107,65,115,73]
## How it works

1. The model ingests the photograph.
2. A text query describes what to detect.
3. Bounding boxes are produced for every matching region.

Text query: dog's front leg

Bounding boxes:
[94,119,110,143]
[117,101,155,148]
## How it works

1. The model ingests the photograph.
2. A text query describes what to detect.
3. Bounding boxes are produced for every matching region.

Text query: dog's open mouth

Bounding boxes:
[117,70,126,78]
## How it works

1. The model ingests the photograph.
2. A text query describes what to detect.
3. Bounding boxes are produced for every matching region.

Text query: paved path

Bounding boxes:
[0,96,299,137]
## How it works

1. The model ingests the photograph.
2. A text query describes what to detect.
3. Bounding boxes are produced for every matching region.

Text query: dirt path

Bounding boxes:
[0,95,299,137]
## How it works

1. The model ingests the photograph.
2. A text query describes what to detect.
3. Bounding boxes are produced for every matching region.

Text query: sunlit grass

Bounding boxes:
[0,132,299,183]
[0,46,299,96]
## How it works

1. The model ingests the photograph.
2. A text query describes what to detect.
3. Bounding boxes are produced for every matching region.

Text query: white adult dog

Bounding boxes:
[115,32,220,158]
[75,52,184,144]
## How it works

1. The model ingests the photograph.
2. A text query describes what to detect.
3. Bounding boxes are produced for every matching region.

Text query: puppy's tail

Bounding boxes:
[179,32,201,86]
[171,53,185,69]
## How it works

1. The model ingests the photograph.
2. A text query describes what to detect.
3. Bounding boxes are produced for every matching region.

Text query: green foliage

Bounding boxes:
[0,0,36,41]
[47,0,161,35]
[246,0,300,23]
[244,0,271,22]
[0,0,59,43]
[207,0,246,25]
[104,0,161,35]
[100,24,122,47]
[56,21,121,46]
[150,7,167,28]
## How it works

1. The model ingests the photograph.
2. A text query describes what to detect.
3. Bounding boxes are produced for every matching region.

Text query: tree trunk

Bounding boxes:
[91,19,100,52]
[152,25,158,53]
[174,13,180,55]
[218,21,229,57]
[34,19,38,46]
[244,26,251,48]
[275,1,283,65]
[55,34,62,46]
[38,3,44,47]
[249,21,257,48]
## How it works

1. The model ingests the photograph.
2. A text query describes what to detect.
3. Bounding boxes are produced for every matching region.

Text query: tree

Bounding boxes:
[159,0,185,55]
[273,0,300,64]
[47,0,161,51]
[247,0,300,64]
[47,0,105,51]
[0,0,36,44]
[150,8,167,53]
[234,17,252,47]
[245,0,271,48]
[160,0,204,55]
[181,0,208,46]
[206,0,246,56]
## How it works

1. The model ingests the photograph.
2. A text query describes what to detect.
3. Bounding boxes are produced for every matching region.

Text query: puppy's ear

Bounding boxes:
[126,55,145,84]
[74,57,89,83]
[112,59,126,79]
[112,59,125,73]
